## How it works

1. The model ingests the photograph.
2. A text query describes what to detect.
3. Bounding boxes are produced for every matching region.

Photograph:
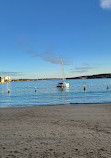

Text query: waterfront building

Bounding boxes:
[0,76,11,83]
[4,76,11,82]
[0,76,5,83]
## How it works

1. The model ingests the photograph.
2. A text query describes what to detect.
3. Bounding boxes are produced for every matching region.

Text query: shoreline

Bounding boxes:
[0,103,111,157]
[0,102,111,109]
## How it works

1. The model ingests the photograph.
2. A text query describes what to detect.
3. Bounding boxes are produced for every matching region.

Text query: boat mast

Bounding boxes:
[61,59,65,81]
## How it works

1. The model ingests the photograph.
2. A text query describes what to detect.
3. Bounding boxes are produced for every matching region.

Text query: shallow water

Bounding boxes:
[0,79,111,107]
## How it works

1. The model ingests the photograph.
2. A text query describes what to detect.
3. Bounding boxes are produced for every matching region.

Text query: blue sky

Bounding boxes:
[0,0,111,79]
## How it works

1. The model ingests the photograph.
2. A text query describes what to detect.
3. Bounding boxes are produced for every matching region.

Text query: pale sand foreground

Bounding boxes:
[0,104,111,158]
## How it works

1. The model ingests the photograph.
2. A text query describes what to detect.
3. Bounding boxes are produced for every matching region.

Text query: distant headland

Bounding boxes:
[67,73,111,80]
[1,73,111,83]
[11,73,111,82]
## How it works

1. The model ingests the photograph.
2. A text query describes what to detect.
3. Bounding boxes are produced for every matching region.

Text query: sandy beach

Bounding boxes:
[0,103,111,158]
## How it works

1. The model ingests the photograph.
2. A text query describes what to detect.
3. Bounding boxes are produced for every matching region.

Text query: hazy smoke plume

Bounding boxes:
[27,49,69,65]
[72,64,93,73]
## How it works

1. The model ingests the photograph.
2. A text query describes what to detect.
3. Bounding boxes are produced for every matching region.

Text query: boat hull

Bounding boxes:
[57,82,69,88]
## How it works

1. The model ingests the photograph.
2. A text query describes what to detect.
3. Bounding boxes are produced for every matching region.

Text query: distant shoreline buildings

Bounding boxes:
[0,76,11,83]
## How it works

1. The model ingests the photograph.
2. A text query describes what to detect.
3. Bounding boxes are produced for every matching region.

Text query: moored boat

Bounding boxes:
[57,81,69,88]
[56,59,69,88]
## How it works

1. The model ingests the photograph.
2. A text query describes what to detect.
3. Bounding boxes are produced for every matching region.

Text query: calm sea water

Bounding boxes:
[0,79,111,107]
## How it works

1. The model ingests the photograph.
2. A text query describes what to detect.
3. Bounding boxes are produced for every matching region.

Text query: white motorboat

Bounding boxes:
[57,60,69,88]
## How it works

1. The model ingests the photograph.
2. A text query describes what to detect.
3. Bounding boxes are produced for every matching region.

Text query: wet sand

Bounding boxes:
[0,103,111,158]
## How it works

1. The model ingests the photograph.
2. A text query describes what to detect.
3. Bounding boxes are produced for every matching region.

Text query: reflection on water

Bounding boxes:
[56,87,70,104]
[0,79,111,107]
[57,87,69,92]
